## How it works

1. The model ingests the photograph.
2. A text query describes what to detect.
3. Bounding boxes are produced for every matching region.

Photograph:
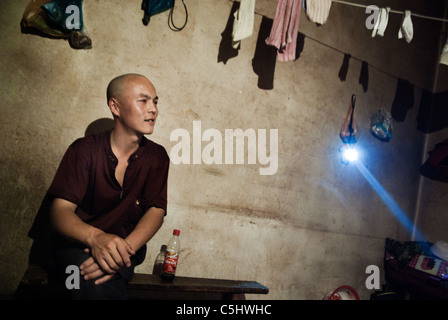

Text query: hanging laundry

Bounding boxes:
[398,10,413,43]
[265,0,302,62]
[338,53,351,82]
[252,16,277,89]
[305,0,332,25]
[232,0,256,49]
[372,7,390,37]
[391,79,414,122]
[359,61,369,92]
[21,0,92,49]
[440,37,448,65]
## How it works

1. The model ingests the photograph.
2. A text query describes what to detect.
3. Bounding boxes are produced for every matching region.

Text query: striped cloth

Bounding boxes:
[305,0,332,25]
[265,0,302,62]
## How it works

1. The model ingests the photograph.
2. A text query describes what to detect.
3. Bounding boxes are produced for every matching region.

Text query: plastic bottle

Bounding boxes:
[152,245,166,275]
[162,229,180,280]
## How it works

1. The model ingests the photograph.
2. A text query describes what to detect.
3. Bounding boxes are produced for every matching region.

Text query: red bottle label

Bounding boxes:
[163,251,179,274]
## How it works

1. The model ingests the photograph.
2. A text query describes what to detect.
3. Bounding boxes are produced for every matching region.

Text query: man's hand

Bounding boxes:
[80,251,114,285]
[87,231,135,274]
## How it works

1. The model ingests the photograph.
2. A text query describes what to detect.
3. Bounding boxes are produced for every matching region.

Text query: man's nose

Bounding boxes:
[147,101,157,113]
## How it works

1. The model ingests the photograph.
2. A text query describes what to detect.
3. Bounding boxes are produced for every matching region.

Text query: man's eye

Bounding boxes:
[139,99,147,103]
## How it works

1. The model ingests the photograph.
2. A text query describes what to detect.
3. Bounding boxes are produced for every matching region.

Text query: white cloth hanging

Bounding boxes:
[371,7,390,37]
[305,0,332,25]
[232,0,256,49]
[398,10,413,43]
[440,37,448,65]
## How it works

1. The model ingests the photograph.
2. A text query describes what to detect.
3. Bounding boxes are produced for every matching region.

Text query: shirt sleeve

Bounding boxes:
[140,146,170,215]
[47,140,90,205]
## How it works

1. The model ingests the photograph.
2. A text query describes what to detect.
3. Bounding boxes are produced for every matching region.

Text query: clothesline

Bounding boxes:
[332,0,448,23]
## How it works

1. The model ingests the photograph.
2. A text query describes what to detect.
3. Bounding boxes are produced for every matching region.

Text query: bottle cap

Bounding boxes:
[173,229,180,236]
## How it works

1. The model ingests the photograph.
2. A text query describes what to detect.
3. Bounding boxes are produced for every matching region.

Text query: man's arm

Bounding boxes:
[79,206,165,284]
[125,206,165,252]
[50,198,135,274]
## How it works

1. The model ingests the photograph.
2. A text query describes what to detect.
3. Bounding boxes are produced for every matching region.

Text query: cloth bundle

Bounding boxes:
[21,0,92,49]
[265,0,302,62]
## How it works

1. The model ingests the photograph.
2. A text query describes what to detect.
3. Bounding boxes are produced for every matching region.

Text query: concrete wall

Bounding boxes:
[1,0,447,299]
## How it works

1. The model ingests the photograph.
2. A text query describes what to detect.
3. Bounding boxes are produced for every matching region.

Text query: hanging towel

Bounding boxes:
[398,10,413,43]
[440,37,448,65]
[265,0,302,62]
[305,0,332,25]
[232,0,256,49]
[372,7,390,37]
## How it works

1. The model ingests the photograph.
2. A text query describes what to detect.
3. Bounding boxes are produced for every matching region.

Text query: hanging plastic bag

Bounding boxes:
[370,109,393,141]
[21,0,66,38]
[340,94,358,144]
[142,0,174,25]
[142,0,188,31]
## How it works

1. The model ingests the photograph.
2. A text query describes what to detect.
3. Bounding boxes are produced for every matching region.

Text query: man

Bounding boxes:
[47,74,169,299]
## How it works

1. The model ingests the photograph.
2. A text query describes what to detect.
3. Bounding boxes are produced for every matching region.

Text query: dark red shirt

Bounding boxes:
[47,130,169,238]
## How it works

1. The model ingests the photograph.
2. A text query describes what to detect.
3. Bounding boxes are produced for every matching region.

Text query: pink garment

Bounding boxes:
[265,0,302,62]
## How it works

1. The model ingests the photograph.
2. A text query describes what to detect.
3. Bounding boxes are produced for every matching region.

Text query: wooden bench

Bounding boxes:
[14,265,269,300]
[127,273,269,300]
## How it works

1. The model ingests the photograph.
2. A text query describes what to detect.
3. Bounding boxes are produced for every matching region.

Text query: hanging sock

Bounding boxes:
[391,79,414,122]
[338,53,351,82]
[265,0,302,62]
[440,37,448,65]
[232,0,256,49]
[305,0,332,25]
[398,10,413,43]
[359,61,369,92]
[372,7,390,37]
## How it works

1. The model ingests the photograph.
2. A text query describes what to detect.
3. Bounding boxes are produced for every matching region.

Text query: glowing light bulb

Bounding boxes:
[343,147,359,162]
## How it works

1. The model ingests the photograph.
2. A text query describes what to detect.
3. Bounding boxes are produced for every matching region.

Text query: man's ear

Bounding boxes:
[108,98,120,118]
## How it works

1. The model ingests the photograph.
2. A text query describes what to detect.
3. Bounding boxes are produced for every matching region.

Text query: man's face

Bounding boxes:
[114,76,159,135]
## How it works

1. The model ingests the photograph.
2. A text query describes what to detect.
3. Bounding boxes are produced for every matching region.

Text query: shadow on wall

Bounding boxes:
[14,118,114,298]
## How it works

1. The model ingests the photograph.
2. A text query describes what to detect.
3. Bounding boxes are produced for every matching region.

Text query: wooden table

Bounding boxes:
[127,273,269,300]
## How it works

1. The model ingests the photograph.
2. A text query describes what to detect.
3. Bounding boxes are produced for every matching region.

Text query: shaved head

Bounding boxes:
[106,73,149,103]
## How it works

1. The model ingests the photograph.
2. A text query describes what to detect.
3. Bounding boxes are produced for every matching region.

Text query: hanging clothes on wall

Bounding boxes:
[305,0,332,25]
[21,0,92,49]
[232,0,256,49]
[359,61,369,92]
[391,79,414,122]
[265,0,302,62]
[372,7,390,37]
[338,53,351,81]
[440,37,448,65]
[398,10,413,43]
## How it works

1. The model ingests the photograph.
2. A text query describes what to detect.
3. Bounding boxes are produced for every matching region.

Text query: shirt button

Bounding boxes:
[136,200,140,205]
